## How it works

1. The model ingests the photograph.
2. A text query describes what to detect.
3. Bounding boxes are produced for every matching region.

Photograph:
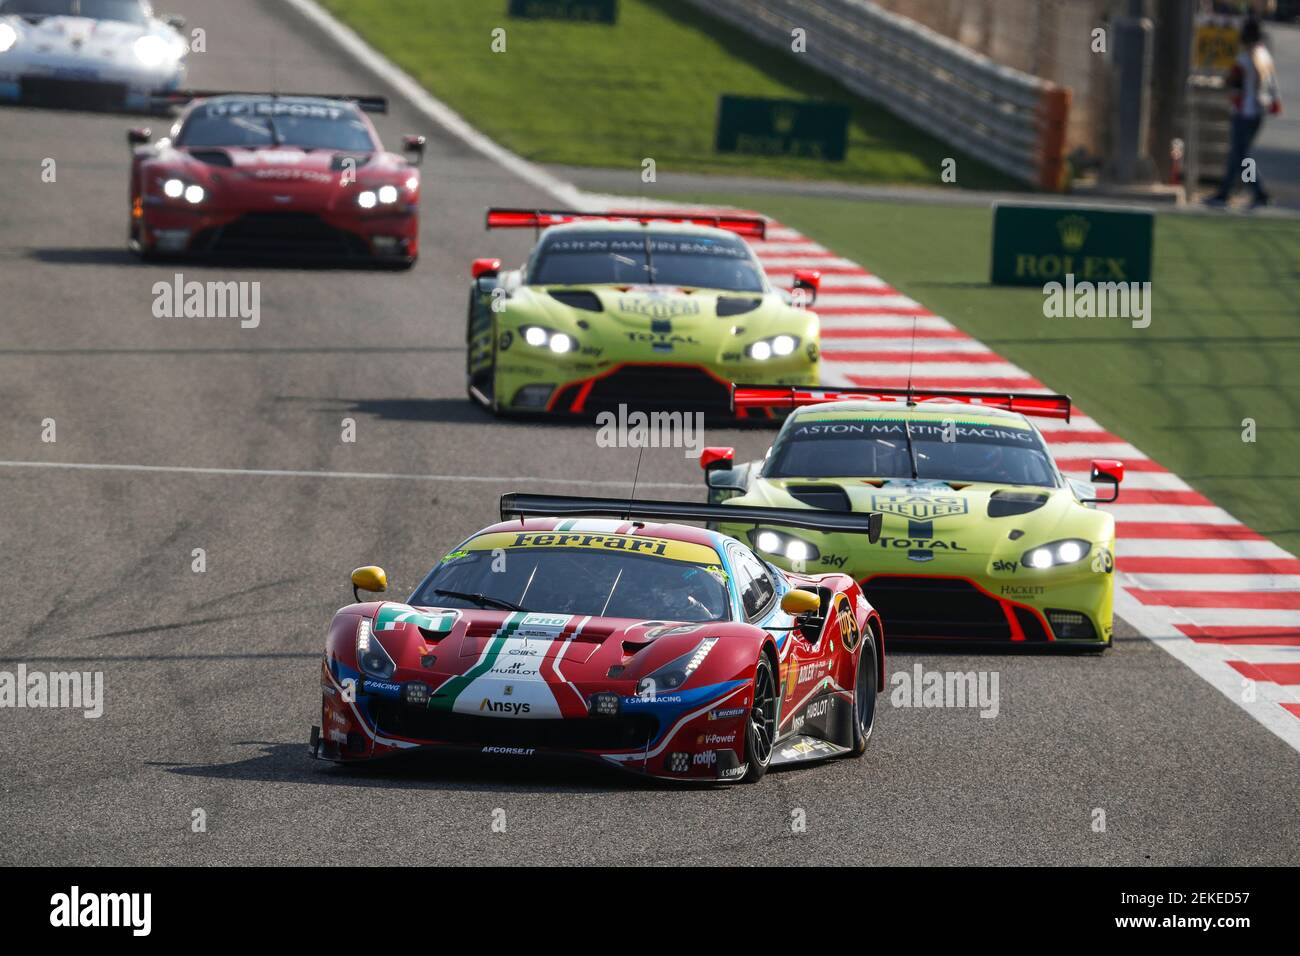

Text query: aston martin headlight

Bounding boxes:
[1022,539,1090,569]
[751,528,820,562]
[746,335,800,361]
[520,325,576,353]
[355,617,395,679]
[134,35,169,67]
[636,637,718,697]
[0,23,18,54]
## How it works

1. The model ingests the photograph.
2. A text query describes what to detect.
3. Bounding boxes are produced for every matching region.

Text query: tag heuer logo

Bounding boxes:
[870,493,969,520]
[1056,214,1090,252]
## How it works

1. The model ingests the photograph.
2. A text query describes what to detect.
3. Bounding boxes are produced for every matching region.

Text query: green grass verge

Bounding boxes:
[318,0,1022,190]
[665,191,1300,554]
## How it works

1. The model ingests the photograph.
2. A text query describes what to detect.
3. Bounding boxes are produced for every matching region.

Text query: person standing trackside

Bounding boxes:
[1207,16,1283,208]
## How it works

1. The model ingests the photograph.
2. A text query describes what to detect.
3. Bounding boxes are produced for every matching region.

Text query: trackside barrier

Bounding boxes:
[684,0,1072,191]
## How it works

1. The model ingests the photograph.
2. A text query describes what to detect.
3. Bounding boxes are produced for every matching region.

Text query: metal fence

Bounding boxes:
[684,0,1072,190]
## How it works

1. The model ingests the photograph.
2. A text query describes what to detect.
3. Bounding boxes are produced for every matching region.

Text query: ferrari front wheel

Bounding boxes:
[848,632,878,756]
[742,654,778,783]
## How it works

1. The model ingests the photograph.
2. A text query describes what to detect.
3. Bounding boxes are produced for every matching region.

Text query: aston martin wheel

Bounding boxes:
[742,654,778,783]
[849,631,878,756]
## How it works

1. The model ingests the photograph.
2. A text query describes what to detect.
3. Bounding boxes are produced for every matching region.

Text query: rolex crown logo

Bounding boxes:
[1057,215,1090,252]
[772,104,797,136]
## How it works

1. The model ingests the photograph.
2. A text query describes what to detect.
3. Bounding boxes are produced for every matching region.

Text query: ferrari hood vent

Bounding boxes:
[548,289,604,312]
[987,490,1050,518]
[189,149,234,167]
[787,484,853,511]
[716,297,762,317]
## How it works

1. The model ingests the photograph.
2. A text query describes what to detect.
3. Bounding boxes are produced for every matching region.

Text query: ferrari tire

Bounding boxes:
[742,654,778,783]
[848,631,878,756]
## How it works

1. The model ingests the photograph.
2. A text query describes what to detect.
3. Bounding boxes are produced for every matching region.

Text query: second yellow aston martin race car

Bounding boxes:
[465,209,821,417]
[702,385,1126,649]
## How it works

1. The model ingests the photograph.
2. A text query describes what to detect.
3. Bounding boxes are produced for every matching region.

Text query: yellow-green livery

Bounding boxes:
[466,209,820,416]
[702,386,1126,648]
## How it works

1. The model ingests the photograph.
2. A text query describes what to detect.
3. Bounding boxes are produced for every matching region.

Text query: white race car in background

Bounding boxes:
[0,0,186,111]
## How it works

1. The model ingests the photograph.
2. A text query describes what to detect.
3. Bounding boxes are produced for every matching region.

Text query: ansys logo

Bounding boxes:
[870,493,969,520]
[1056,214,1090,252]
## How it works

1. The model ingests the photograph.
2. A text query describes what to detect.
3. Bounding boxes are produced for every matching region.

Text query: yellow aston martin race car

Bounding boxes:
[702,385,1126,649]
[465,209,821,417]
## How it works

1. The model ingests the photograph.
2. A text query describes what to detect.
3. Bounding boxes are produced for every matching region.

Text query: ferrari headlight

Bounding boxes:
[183,184,204,204]
[355,617,395,679]
[377,184,399,204]
[134,35,169,67]
[637,637,717,697]
[1022,539,1090,569]
[0,23,18,54]
[357,190,378,209]
[163,178,184,198]
[751,528,820,562]
[746,335,800,361]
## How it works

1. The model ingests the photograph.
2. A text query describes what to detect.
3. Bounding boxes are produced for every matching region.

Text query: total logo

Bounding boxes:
[697,732,736,746]
[480,698,531,716]
[693,750,717,767]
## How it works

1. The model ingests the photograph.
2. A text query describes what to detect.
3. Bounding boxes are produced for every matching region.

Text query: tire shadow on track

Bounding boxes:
[151,741,727,794]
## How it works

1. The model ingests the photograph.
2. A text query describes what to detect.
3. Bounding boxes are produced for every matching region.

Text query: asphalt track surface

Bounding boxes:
[0,0,1297,866]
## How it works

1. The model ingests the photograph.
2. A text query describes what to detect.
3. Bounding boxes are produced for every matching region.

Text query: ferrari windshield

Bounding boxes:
[0,0,149,23]
[766,417,1059,487]
[530,231,765,292]
[176,100,377,151]
[412,532,732,622]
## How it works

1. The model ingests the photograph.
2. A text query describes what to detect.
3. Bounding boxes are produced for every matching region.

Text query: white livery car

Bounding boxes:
[0,0,186,111]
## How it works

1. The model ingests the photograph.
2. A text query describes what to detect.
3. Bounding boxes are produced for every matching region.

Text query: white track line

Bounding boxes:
[0,459,696,490]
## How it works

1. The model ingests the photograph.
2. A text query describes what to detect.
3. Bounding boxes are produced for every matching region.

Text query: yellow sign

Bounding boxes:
[1193,21,1240,73]
[465,531,719,565]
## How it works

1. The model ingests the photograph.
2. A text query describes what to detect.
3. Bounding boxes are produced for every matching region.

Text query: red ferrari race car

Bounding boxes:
[127,91,426,266]
[311,494,885,784]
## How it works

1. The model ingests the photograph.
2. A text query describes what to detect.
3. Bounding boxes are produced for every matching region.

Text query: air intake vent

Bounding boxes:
[716,297,762,317]
[548,290,604,312]
[787,484,851,511]
[189,150,233,167]
[987,490,1049,518]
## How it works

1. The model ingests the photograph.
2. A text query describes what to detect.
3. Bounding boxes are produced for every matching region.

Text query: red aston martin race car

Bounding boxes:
[311,494,885,784]
[127,91,426,266]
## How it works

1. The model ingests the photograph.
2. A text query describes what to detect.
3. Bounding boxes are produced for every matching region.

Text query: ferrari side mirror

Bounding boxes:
[350,565,388,602]
[403,135,426,166]
[780,589,821,615]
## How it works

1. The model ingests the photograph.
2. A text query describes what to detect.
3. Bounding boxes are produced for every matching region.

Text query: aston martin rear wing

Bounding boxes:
[499,493,881,542]
[733,384,1072,422]
[151,90,389,113]
[485,208,767,240]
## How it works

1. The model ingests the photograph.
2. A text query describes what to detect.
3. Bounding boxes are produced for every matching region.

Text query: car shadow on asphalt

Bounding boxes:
[25,247,412,272]
[152,741,722,794]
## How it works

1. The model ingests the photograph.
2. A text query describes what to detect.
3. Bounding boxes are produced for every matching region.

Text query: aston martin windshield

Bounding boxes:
[1,0,150,23]
[413,532,732,622]
[177,101,377,151]
[766,418,1058,487]
[530,231,765,292]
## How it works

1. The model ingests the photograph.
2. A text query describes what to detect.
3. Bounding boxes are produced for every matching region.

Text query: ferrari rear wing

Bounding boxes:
[485,208,767,240]
[733,384,1072,422]
[500,493,881,542]
[151,90,389,113]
